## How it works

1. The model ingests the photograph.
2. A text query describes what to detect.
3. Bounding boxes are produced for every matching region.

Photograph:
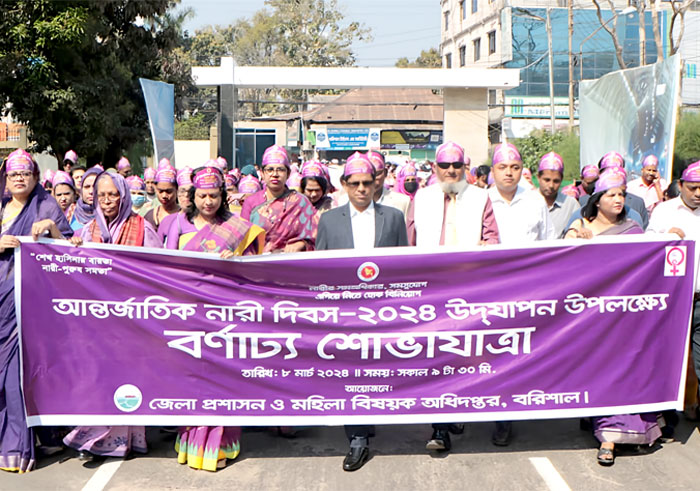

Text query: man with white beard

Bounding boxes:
[406,141,499,453]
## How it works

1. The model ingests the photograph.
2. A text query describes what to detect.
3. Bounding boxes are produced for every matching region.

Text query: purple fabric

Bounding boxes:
[91,173,133,243]
[0,181,72,472]
[72,167,103,226]
[18,238,694,426]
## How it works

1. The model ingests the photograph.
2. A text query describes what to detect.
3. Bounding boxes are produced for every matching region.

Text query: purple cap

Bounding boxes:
[6,148,35,172]
[225,174,237,188]
[238,175,262,194]
[599,151,625,169]
[397,164,417,178]
[64,150,78,164]
[681,161,700,182]
[52,170,75,189]
[176,167,193,187]
[366,150,386,172]
[126,175,146,191]
[492,143,522,165]
[538,152,564,173]
[143,167,156,180]
[158,158,171,170]
[642,155,659,169]
[262,144,290,169]
[343,152,375,177]
[301,161,325,178]
[193,167,223,189]
[216,156,228,169]
[155,167,177,184]
[594,168,626,193]
[435,141,465,164]
[117,157,130,170]
[581,165,599,179]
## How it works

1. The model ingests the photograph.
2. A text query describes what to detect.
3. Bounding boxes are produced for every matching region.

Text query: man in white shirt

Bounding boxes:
[537,152,580,238]
[367,150,411,217]
[315,152,408,471]
[627,155,667,212]
[647,160,700,388]
[489,143,556,245]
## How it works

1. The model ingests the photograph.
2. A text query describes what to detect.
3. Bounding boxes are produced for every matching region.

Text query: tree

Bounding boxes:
[0,1,190,165]
[396,48,441,68]
[182,0,371,118]
[514,130,580,182]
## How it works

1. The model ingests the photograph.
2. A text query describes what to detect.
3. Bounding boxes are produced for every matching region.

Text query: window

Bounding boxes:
[459,46,466,67]
[473,38,481,62]
[471,0,478,14]
[488,30,496,55]
[460,0,466,19]
[444,10,449,30]
[445,53,452,68]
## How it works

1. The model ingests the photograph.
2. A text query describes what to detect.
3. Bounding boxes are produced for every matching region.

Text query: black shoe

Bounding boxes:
[491,422,512,446]
[448,423,464,434]
[342,446,369,471]
[426,429,451,451]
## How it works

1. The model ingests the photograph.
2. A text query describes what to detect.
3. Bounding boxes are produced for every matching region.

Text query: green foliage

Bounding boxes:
[673,110,700,171]
[174,113,210,140]
[0,0,191,165]
[513,130,580,182]
[396,48,441,68]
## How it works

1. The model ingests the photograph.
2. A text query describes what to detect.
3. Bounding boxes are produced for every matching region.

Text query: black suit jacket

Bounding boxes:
[316,202,408,251]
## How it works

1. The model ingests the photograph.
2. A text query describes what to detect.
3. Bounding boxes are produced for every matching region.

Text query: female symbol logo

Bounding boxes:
[665,246,686,276]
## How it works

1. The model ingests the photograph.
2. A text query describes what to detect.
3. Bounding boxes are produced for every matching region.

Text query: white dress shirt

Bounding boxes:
[350,200,376,249]
[647,196,700,291]
[488,185,556,245]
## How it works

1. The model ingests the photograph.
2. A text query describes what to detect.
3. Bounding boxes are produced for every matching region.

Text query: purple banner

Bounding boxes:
[17,237,694,426]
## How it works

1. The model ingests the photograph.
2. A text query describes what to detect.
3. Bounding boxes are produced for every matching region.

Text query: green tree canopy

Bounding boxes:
[0,0,190,165]
[396,48,441,68]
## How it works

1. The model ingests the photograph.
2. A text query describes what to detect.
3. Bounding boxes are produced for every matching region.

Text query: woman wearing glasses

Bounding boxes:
[240,145,316,253]
[65,171,159,462]
[0,149,72,473]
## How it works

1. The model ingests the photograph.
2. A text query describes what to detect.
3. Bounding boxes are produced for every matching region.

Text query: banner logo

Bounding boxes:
[113,384,143,413]
[665,246,687,277]
[357,261,379,282]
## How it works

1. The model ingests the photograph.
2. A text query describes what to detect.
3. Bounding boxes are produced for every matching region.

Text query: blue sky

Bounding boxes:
[177,0,440,67]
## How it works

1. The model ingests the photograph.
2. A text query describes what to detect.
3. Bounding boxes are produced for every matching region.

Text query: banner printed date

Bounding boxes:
[356,305,437,325]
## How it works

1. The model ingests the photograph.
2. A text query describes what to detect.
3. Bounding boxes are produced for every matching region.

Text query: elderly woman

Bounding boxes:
[52,171,78,222]
[164,167,263,471]
[64,172,159,462]
[0,149,72,473]
[565,169,659,466]
[240,145,316,253]
[69,166,102,231]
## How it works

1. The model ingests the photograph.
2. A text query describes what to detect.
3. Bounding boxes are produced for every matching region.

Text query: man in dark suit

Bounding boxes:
[316,152,408,471]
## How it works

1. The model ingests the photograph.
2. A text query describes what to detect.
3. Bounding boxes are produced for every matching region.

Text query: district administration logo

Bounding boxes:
[357,261,379,282]
[113,384,143,413]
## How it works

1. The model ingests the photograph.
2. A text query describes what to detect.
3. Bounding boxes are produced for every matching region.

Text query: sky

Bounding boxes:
[177,0,441,67]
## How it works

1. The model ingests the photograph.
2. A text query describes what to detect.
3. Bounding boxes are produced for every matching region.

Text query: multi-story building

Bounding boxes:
[440,0,696,139]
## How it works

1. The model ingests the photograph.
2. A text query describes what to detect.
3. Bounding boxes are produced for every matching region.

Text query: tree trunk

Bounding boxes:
[650,0,664,61]
[592,0,627,70]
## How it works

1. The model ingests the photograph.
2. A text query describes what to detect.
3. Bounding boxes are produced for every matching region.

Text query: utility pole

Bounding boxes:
[546,8,556,135]
[568,0,575,130]
[637,2,646,66]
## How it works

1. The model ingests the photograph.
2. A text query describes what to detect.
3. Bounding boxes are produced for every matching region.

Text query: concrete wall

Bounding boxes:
[443,87,489,165]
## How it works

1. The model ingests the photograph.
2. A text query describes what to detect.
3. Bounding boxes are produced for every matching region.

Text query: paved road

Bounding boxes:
[1,417,699,490]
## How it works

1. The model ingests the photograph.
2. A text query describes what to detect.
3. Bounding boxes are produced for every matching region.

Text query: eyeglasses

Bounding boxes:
[436,162,464,170]
[7,171,33,180]
[345,179,375,189]
[97,192,120,203]
[264,166,287,175]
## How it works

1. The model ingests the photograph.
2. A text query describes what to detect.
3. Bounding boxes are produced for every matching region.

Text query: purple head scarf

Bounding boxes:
[681,161,700,182]
[538,152,564,173]
[92,172,133,243]
[599,151,625,169]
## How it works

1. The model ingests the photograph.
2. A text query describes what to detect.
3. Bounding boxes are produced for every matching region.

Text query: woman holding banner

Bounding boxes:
[240,145,316,253]
[64,171,160,461]
[0,149,73,473]
[165,166,263,471]
[564,168,660,465]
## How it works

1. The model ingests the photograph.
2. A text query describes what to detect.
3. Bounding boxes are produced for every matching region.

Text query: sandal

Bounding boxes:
[597,446,615,466]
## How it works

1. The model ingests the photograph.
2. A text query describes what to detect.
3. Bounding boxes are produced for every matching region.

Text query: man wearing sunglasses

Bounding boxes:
[407,141,499,249]
[316,152,408,472]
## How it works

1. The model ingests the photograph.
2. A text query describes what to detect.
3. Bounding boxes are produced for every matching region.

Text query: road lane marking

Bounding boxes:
[529,457,572,491]
[81,459,124,491]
